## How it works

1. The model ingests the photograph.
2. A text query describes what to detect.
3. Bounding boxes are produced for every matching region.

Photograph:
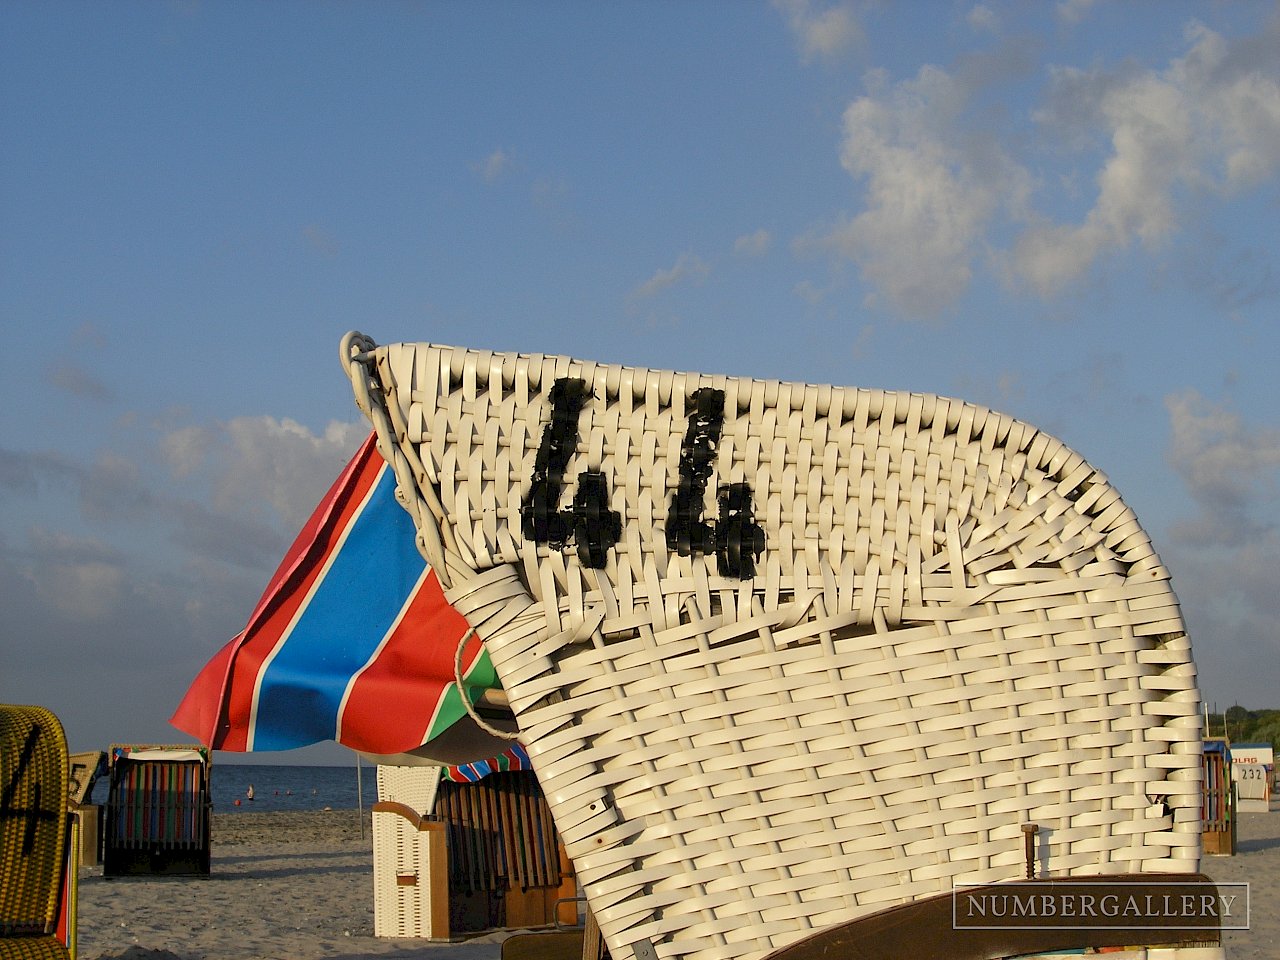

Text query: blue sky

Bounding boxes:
[2,1,1278,762]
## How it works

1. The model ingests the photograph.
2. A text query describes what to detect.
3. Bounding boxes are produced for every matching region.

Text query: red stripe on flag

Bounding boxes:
[170,632,238,748]
[336,568,472,753]
[172,435,385,750]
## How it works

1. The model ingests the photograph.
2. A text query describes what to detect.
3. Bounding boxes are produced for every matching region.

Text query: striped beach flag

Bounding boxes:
[171,434,503,756]
[443,743,532,783]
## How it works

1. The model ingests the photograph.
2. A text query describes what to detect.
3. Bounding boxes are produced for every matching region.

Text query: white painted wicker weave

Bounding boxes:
[342,333,1203,960]
[375,764,441,812]
[372,765,444,938]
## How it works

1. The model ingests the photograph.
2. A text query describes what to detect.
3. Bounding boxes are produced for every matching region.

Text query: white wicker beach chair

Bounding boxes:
[372,765,446,939]
[341,332,1210,960]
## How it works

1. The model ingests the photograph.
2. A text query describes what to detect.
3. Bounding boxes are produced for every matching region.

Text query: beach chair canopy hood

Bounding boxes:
[342,331,1205,960]
[171,433,514,764]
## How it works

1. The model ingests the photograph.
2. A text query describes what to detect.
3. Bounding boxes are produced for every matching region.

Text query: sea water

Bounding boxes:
[209,764,380,812]
[91,763,381,813]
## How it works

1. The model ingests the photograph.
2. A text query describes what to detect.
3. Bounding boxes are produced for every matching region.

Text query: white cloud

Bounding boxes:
[51,362,114,401]
[793,279,827,305]
[830,65,1029,317]
[207,416,368,531]
[80,451,155,525]
[43,560,128,622]
[162,425,210,479]
[819,16,1280,310]
[0,413,376,750]
[1167,525,1280,706]
[21,525,127,622]
[734,229,771,257]
[0,449,42,497]
[1161,390,1280,703]
[70,321,106,350]
[1010,218,1108,295]
[28,525,120,565]
[301,223,339,256]
[159,414,368,534]
[1015,23,1280,294]
[50,322,115,401]
[849,323,875,361]
[774,0,861,63]
[7,416,365,574]
[1178,237,1279,314]
[477,148,514,182]
[631,252,711,300]
[966,4,1000,33]
[1165,390,1280,541]
[1056,0,1099,26]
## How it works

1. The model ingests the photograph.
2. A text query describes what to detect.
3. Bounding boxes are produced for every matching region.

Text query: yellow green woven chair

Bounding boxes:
[1,705,72,960]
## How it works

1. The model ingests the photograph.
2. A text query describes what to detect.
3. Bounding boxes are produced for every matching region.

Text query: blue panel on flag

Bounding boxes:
[252,466,426,750]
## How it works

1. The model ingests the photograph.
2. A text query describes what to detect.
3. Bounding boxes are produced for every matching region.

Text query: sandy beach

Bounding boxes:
[77,811,510,960]
[1203,805,1279,960]
[75,805,1279,960]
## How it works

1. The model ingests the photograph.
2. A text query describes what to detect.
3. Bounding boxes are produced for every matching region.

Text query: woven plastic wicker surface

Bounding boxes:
[342,334,1203,960]
[376,764,442,813]
[373,764,445,937]
[1,705,69,953]
[0,940,72,960]
[372,804,443,938]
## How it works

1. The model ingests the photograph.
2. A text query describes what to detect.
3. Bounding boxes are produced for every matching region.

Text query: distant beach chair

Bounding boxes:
[372,764,447,938]
[373,762,576,940]
[66,752,105,870]
[101,744,211,877]
[1200,739,1236,856]
[343,333,1221,960]
[1,704,74,960]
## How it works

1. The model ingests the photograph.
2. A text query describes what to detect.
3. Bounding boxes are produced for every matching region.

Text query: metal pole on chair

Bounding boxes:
[356,754,365,840]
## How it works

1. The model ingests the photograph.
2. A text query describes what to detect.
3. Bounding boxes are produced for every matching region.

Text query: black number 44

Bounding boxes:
[520,379,621,569]
[520,379,764,578]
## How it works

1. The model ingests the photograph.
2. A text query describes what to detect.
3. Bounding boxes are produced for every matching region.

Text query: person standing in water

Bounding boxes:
[247,784,255,801]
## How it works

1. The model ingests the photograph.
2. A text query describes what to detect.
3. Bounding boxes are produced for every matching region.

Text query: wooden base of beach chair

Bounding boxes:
[500,905,610,960]
[502,931,586,960]
[582,906,610,960]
